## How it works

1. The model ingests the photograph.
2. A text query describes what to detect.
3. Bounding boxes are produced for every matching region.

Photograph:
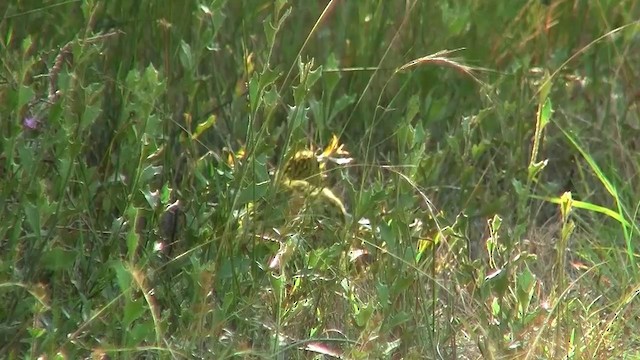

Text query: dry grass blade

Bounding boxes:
[396,48,489,85]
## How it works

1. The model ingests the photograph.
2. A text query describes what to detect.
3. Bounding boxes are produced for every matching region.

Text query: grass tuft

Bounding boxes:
[2,0,640,358]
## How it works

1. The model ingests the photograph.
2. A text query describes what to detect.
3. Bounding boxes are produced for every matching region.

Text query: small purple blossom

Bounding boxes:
[23,116,39,130]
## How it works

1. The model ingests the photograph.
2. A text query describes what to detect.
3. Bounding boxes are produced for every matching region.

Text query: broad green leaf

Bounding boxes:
[41,247,77,271]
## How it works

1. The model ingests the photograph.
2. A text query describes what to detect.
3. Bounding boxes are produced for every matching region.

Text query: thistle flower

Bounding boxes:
[23,116,39,130]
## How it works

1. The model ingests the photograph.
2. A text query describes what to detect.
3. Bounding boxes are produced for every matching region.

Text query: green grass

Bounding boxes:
[2,0,640,358]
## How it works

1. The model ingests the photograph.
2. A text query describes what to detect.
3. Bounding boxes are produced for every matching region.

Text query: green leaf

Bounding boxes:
[385,311,411,330]
[488,268,509,296]
[142,186,160,209]
[191,115,218,139]
[128,322,154,345]
[179,40,194,70]
[23,201,41,240]
[532,194,630,227]
[139,164,163,185]
[286,104,308,130]
[390,275,413,298]
[262,85,280,114]
[112,261,132,293]
[235,181,269,206]
[18,143,36,175]
[123,297,146,327]
[322,53,341,95]
[275,0,287,14]
[538,70,553,104]
[527,159,548,180]
[263,15,277,46]
[21,35,32,54]
[375,282,390,307]
[414,122,426,146]
[126,229,140,260]
[491,297,501,316]
[142,63,160,87]
[354,302,374,327]
[41,247,77,271]
[80,103,101,132]
[539,98,552,129]
[396,123,413,151]
[515,267,535,312]
[259,66,282,90]
[306,63,322,90]
[379,222,396,248]
[405,95,420,123]
[329,93,355,122]
[17,85,35,110]
[248,72,261,114]
[471,140,489,160]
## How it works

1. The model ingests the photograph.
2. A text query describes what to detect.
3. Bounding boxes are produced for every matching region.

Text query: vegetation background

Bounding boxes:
[1,0,640,358]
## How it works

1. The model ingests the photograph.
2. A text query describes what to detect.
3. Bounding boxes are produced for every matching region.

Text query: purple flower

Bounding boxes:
[23,116,39,130]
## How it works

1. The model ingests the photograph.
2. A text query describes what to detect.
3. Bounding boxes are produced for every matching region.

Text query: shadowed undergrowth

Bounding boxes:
[1,0,640,359]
